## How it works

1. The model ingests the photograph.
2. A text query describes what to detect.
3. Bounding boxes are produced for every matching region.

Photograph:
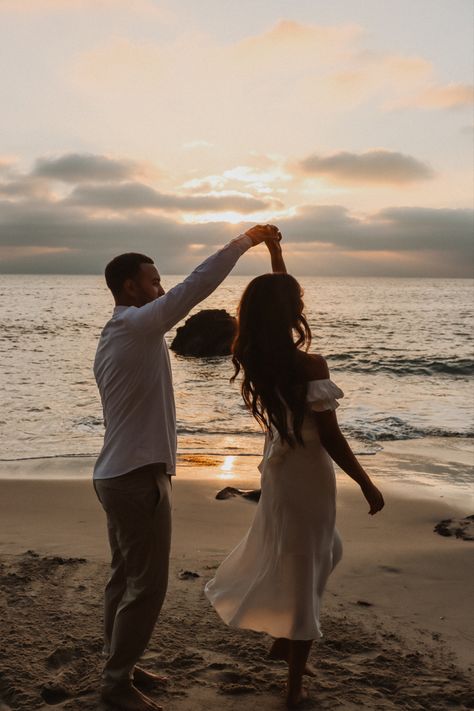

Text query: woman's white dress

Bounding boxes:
[204,378,344,641]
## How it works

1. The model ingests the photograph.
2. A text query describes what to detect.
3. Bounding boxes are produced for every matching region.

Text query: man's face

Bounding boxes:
[124,263,165,306]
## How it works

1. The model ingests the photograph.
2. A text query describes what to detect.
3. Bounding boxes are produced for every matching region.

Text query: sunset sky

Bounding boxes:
[0,0,472,276]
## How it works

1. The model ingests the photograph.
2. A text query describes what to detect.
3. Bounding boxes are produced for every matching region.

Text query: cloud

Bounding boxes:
[0,176,52,200]
[33,153,147,183]
[0,199,242,273]
[71,21,364,96]
[319,52,433,109]
[276,204,473,254]
[182,163,292,196]
[67,20,370,152]
[65,182,280,213]
[369,206,474,250]
[1,153,283,217]
[0,188,471,276]
[231,19,364,70]
[297,150,434,185]
[68,19,454,162]
[0,159,55,200]
[387,82,474,111]
[0,156,18,174]
[0,152,470,276]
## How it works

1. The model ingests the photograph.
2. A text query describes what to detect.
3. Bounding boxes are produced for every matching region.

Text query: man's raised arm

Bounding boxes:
[125,225,280,334]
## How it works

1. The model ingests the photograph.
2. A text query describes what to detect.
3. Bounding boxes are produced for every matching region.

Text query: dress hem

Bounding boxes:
[205,588,323,641]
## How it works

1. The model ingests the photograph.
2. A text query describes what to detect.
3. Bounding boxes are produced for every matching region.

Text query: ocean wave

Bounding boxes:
[344,416,474,442]
[177,422,473,443]
[177,420,473,442]
[328,355,474,376]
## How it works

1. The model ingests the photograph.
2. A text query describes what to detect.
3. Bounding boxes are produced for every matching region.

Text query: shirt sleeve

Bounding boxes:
[124,234,253,334]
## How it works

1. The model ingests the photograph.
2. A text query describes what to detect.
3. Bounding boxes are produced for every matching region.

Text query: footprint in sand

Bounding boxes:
[165,650,205,669]
[46,644,76,669]
[219,683,256,695]
[217,673,256,695]
[207,662,232,670]
[40,682,70,704]
[378,565,402,573]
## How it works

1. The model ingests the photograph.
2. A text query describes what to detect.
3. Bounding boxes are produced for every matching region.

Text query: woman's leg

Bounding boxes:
[268,637,289,660]
[286,639,313,707]
[269,638,316,677]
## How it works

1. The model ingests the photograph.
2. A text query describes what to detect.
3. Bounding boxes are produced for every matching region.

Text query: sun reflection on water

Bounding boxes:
[218,455,236,479]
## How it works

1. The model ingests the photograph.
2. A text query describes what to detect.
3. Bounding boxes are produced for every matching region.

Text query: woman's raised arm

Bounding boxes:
[265,229,287,273]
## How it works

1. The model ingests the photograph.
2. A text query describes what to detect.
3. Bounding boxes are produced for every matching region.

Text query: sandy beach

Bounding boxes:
[0,440,473,710]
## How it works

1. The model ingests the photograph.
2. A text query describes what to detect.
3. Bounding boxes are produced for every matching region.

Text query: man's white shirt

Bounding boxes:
[93,233,253,480]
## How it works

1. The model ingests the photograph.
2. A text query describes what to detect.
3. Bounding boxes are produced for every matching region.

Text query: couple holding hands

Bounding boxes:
[93,224,384,710]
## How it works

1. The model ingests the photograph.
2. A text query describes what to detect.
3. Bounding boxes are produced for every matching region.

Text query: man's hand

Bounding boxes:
[245,224,281,246]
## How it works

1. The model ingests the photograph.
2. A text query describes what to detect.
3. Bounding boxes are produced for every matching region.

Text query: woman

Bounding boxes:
[205,233,384,708]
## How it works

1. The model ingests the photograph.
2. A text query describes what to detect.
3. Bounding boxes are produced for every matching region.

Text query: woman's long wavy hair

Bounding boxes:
[231,273,312,447]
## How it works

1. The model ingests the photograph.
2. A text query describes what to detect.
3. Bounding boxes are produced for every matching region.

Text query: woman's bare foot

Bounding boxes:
[268,639,316,676]
[100,683,163,711]
[133,666,168,689]
[286,687,309,708]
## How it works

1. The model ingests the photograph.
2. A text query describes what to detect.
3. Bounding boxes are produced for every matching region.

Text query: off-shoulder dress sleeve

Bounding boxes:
[306,378,344,412]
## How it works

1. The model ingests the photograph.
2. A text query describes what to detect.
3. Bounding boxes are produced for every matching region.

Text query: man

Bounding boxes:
[93,224,281,711]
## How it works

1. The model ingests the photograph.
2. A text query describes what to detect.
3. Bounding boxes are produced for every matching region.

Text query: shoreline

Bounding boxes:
[0,436,472,507]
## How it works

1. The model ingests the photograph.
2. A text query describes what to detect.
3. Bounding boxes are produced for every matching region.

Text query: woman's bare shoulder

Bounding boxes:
[296,351,330,381]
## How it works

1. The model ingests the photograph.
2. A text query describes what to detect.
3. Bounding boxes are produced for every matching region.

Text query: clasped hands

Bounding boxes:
[244,223,282,253]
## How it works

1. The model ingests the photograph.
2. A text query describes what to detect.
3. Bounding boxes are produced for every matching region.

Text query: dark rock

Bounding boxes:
[434,515,474,541]
[178,570,200,580]
[24,550,39,558]
[170,309,236,357]
[216,486,261,503]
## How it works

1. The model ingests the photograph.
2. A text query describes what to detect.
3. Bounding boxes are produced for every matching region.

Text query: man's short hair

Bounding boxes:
[105,252,154,298]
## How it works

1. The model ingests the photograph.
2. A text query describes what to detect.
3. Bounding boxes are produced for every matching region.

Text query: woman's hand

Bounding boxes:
[265,228,287,273]
[244,224,286,273]
[361,481,385,515]
[264,234,282,251]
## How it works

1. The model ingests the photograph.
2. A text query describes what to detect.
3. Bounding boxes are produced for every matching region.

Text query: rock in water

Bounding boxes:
[170,309,236,357]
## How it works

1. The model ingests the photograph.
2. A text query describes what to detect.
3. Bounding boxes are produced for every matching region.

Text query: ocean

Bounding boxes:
[1,274,473,475]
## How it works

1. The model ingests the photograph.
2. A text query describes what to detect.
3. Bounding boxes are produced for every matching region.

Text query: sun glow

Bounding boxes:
[181,206,295,225]
[218,455,236,480]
